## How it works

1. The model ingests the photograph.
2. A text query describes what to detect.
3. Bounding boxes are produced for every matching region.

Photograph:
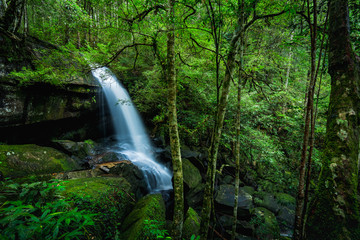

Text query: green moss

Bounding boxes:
[251,207,280,240]
[0,144,79,178]
[183,158,202,189]
[275,193,295,208]
[120,194,166,240]
[183,207,200,240]
[61,177,131,198]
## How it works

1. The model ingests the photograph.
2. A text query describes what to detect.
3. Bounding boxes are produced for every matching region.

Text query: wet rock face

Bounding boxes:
[110,160,148,200]
[0,32,102,143]
[0,81,102,143]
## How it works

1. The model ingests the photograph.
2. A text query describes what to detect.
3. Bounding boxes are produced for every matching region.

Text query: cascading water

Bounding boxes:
[92,67,173,192]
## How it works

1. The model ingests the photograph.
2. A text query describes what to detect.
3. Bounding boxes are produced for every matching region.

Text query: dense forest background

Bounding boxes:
[1,0,360,239]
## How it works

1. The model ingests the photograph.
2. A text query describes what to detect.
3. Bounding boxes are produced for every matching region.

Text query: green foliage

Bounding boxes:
[9,45,88,86]
[67,185,132,239]
[0,179,95,240]
[143,219,171,240]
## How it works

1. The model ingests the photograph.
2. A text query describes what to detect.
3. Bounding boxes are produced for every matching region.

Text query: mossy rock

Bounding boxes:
[274,193,295,210]
[52,139,96,159]
[0,144,79,178]
[61,176,135,236]
[254,192,280,214]
[183,207,200,239]
[61,176,132,198]
[120,194,166,240]
[250,207,280,240]
[183,158,202,189]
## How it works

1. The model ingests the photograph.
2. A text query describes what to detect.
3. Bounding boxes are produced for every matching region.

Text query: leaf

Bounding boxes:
[53,225,59,239]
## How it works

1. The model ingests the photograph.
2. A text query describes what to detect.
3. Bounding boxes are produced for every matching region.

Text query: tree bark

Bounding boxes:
[1,0,24,33]
[306,0,360,239]
[294,1,317,239]
[232,2,245,239]
[167,0,184,239]
[200,21,241,240]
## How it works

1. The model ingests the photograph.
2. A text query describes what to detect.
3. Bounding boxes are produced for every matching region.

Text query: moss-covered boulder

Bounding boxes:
[250,207,280,240]
[215,184,253,217]
[253,192,281,214]
[52,140,96,159]
[0,144,79,178]
[120,194,166,240]
[183,207,200,240]
[186,183,205,212]
[274,193,295,210]
[61,176,135,238]
[61,176,131,198]
[110,160,148,200]
[183,158,202,189]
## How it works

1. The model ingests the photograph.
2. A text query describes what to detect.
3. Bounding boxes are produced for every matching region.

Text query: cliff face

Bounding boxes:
[0,31,102,143]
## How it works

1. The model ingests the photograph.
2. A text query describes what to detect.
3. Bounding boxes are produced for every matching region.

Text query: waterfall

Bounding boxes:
[92,67,173,192]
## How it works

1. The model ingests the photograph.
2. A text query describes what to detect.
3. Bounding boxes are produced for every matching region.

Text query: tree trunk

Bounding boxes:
[232,2,245,239]
[294,1,317,239]
[306,0,360,239]
[1,0,24,33]
[167,0,184,239]
[0,0,7,19]
[200,24,241,240]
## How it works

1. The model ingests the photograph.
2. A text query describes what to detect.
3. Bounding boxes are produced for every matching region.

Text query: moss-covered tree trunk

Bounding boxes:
[232,3,245,239]
[0,0,24,33]
[199,24,241,240]
[306,0,360,239]
[167,0,184,239]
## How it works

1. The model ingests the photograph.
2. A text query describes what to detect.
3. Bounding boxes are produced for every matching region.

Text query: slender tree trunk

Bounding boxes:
[22,0,27,36]
[306,0,360,239]
[302,10,329,236]
[284,34,293,90]
[167,0,184,239]
[232,2,244,239]
[294,1,317,239]
[200,24,241,240]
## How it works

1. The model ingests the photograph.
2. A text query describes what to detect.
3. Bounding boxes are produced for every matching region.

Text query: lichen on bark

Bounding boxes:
[305,0,360,239]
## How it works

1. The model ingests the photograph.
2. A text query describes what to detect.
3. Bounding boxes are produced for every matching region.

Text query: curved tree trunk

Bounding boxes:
[306,0,360,239]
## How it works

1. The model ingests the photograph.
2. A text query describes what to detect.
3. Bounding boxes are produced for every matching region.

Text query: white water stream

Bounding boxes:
[92,67,173,192]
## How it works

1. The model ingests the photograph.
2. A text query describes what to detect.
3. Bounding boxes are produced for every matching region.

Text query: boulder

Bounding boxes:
[253,192,281,214]
[274,192,296,211]
[183,158,202,189]
[185,183,205,212]
[61,176,135,230]
[215,184,253,218]
[241,186,255,196]
[52,140,97,159]
[0,144,80,178]
[61,176,131,198]
[120,194,166,240]
[110,160,148,199]
[218,214,254,236]
[183,207,201,240]
[250,207,280,240]
[277,207,294,236]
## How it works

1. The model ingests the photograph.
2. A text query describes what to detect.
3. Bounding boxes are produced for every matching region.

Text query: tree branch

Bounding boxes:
[123,5,166,24]
[105,43,154,66]
[244,10,286,31]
